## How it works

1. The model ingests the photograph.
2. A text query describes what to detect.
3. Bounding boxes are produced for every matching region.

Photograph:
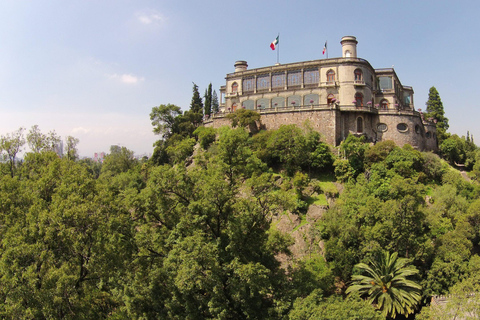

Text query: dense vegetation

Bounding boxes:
[1,85,480,319]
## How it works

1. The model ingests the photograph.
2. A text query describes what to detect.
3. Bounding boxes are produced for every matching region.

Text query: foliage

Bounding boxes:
[425,86,449,143]
[204,82,212,116]
[0,127,25,177]
[150,103,182,139]
[346,251,422,318]
[226,108,261,129]
[289,290,384,320]
[212,90,220,113]
[194,126,216,150]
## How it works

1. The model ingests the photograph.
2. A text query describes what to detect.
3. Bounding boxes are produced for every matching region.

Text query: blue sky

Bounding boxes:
[0,0,478,156]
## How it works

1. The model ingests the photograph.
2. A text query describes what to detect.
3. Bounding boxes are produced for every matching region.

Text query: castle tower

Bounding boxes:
[234,60,248,72]
[341,36,358,58]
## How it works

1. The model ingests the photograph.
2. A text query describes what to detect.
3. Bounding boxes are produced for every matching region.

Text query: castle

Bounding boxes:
[205,36,437,151]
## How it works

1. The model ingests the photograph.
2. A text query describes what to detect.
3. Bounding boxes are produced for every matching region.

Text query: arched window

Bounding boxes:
[327,70,335,83]
[231,82,238,93]
[380,99,389,110]
[356,117,364,133]
[345,50,351,58]
[232,103,237,112]
[355,93,363,107]
[354,69,363,81]
[327,94,335,105]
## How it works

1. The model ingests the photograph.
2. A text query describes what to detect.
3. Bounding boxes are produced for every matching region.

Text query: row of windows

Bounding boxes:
[231,69,365,93]
[375,122,435,138]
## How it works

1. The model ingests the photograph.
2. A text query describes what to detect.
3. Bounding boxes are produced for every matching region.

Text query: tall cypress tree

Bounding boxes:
[212,90,219,113]
[204,83,212,117]
[425,86,449,142]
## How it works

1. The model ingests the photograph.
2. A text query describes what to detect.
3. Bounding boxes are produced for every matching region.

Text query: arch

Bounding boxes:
[327,93,335,104]
[345,50,351,58]
[355,92,363,107]
[287,95,301,107]
[354,69,363,81]
[242,100,254,110]
[256,98,269,109]
[380,99,389,110]
[231,103,237,112]
[231,82,238,93]
[272,97,285,108]
[356,117,364,133]
[327,69,335,83]
[304,94,319,106]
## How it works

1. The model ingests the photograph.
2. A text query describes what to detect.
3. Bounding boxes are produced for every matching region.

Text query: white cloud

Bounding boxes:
[136,11,166,26]
[109,73,145,84]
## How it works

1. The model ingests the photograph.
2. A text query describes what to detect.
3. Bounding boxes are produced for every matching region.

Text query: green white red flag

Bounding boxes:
[270,36,279,50]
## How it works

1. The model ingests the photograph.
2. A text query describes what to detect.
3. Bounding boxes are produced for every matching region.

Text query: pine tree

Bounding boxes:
[425,86,449,142]
[190,83,204,114]
[212,90,219,113]
[204,83,212,117]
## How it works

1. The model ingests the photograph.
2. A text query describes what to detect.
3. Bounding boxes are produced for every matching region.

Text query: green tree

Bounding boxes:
[204,82,212,116]
[150,103,182,140]
[226,108,261,129]
[0,127,25,177]
[289,290,385,320]
[64,135,80,161]
[346,251,422,319]
[100,145,137,177]
[212,89,220,113]
[26,124,47,153]
[190,82,204,115]
[425,86,449,143]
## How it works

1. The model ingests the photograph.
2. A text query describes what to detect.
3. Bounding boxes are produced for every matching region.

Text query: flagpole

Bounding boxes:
[277,33,280,64]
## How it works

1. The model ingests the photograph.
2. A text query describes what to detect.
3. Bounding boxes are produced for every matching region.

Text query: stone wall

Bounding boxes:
[204,108,437,151]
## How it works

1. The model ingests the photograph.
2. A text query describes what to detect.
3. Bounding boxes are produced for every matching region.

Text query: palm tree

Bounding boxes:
[346,251,422,319]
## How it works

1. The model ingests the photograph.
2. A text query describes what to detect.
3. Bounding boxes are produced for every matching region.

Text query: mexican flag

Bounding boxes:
[270,36,279,50]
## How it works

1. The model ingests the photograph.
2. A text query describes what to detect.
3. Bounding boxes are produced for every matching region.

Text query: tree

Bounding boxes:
[190,82,204,115]
[212,90,220,113]
[346,251,422,319]
[0,127,26,177]
[204,83,212,117]
[100,145,137,177]
[425,86,449,143]
[64,135,80,161]
[150,103,182,140]
[226,108,260,129]
[26,125,47,153]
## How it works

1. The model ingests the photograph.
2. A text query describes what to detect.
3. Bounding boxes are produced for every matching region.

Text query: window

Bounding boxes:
[231,82,238,92]
[404,92,411,104]
[380,99,389,110]
[345,50,351,58]
[257,98,269,109]
[243,100,254,110]
[256,75,270,90]
[304,94,319,106]
[356,117,364,133]
[288,71,301,86]
[426,132,431,138]
[327,70,335,83]
[304,69,319,84]
[232,103,237,111]
[272,97,285,108]
[272,73,285,89]
[327,94,335,104]
[243,78,254,92]
[354,69,363,81]
[377,123,388,132]
[397,123,408,132]
[288,95,301,107]
[355,93,363,107]
[379,76,392,90]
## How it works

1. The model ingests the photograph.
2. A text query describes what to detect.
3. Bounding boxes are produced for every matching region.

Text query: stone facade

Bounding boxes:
[205,36,437,151]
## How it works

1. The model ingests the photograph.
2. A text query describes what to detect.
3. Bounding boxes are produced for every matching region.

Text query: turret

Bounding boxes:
[234,60,248,72]
[341,36,358,58]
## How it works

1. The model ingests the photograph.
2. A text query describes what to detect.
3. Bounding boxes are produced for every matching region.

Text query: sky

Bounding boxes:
[0,0,479,157]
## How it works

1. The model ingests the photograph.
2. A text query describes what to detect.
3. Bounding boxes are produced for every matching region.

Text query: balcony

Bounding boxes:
[354,80,365,86]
